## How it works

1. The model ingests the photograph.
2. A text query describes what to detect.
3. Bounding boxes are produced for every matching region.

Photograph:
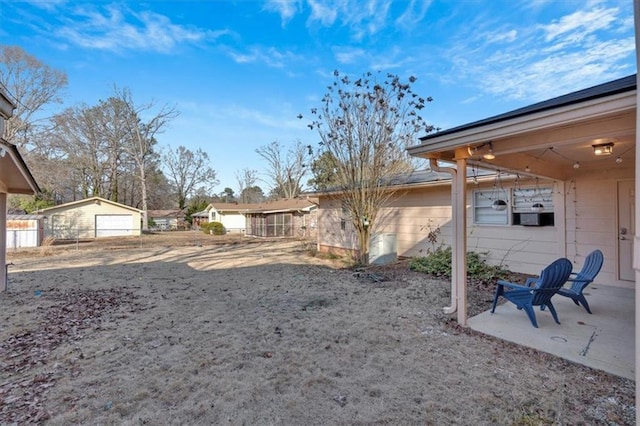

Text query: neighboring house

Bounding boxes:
[203,198,318,236]
[191,209,209,228]
[206,202,248,233]
[40,197,143,239]
[147,209,186,231]
[6,214,44,248]
[245,198,318,238]
[1,90,40,290]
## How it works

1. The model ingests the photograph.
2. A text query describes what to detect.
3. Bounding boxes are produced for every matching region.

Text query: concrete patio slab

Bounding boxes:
[468,284,635,380]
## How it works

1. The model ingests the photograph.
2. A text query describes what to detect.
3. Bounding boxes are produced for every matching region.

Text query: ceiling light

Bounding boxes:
[573,161,580,169]
[467,141,496,160]
[483,142,495,160]
[616,156,623,164]
[592,142,614,156]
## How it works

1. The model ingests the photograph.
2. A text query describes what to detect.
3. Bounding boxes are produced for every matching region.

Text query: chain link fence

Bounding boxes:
[6,228,317,256]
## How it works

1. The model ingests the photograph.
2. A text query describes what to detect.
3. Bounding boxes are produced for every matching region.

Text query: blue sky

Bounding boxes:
[1,0,636,195]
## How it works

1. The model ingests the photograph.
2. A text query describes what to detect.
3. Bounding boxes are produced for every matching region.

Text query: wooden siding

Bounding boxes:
[43,200,141,239]
[317,166,633,287]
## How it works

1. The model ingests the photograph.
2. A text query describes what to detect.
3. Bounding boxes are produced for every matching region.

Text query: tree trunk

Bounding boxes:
[357,226,371,265]
[140,165,148,231]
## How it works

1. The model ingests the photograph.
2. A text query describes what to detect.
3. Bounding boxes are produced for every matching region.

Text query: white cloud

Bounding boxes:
[333,47,365,64]
[443,4,634,103]
[23,0,67,12]
[264,0,301,26]
[306,0,393,39]
[55,4,225,53]
[485,29,518,44]
[307,0,339,26]
[227,46,303,68]
[540,7,618,42]
[395,0,433,29]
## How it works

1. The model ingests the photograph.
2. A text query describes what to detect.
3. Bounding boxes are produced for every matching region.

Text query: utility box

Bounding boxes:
[369,233,397,265]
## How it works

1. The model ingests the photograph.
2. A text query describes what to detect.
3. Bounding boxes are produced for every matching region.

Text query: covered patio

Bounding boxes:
[407,75,637,385]
[470,284,634,380]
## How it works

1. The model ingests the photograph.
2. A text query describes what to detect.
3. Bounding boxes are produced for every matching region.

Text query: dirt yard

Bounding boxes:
[0,232,635,424]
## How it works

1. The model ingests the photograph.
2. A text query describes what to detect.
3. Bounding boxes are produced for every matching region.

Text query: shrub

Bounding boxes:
[409,246,508,281]
[200,221,225,235]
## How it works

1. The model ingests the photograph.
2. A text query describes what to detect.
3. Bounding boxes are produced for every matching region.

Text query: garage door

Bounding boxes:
[95,215,133,237]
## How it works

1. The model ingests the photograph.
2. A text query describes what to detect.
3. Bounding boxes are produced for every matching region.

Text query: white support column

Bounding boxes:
[634,2,639,421]
[454,158,468,325]
[0,192,6,291]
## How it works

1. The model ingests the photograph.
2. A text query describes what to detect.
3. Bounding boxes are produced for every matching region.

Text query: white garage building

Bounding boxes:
[40,196,143,239]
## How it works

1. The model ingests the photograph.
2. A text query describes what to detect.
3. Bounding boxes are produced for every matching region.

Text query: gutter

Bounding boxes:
[429,158,457,315]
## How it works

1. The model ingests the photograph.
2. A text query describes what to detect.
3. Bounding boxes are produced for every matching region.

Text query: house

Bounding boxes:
[405,73,639,406]
[0,90,40,289]
[147,209,186,231]
[404,74,636,327]
[206,202,249,233]
[318,75,635,322]
[191,209,209,228]
[244,198,318,238]
[203,198,318,236]
[39,196,143,239]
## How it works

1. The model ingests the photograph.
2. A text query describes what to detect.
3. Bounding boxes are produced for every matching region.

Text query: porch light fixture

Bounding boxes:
[467,142,495,160]
[592,142,614,156]
[483,142,495,160]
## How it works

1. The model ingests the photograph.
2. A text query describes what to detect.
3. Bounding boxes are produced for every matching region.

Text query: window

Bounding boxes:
[512,186,555,226]
[473,190,508,225]
[340,204,348,231]
[473,186,556,227]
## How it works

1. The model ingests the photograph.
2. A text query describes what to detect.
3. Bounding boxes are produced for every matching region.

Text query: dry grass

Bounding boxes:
[1,234,635,425]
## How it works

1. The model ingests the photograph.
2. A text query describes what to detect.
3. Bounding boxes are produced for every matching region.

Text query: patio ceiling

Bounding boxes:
[408,75,636,181]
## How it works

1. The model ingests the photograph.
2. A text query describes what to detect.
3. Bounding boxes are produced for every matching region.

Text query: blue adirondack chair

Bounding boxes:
[555,249,603,314]
[491,258,573,328]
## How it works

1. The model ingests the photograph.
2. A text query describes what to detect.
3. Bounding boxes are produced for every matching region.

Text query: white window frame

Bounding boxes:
[473,189,509,225]
[512,186,554,213]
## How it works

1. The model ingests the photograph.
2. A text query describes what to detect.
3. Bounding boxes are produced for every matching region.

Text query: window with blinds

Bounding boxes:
[512,187,554,212]
[473,190,509,225]
[473,186,555,226]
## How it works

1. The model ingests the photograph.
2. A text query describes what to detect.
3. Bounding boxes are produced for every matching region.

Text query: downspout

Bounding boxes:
[429,158,458,314]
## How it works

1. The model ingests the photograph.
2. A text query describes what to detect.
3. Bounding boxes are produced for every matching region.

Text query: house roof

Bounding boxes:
[418,74,636,142]
[39,196,143,214]
[0,139,40,194]
[147,209,185,219]
[208,198,318,214]
[306,169,497,196]
[191,209,209,217]
[7,214,44,220]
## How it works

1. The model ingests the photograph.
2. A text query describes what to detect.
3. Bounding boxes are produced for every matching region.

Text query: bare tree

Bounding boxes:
[49,104,110,198]
[114,86,178,230]
[303,70,433,264]
[0,45,68,149]
[235,168,260,203]
[241,185,265,204]
[256,140,310,199]
[162,145,218,209]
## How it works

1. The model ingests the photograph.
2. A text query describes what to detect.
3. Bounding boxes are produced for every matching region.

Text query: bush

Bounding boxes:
[200,221,225,235]
[409,246,508,281]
